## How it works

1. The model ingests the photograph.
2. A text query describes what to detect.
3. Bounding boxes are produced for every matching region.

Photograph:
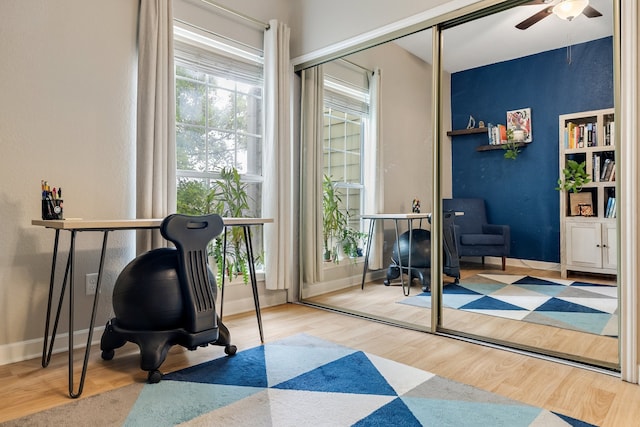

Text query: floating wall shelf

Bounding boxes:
[446,127,488,136]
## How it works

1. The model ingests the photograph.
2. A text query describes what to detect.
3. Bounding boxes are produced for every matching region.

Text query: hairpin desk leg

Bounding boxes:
[243,226,263,343]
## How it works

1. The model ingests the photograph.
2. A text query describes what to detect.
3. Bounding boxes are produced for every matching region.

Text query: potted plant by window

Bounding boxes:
[176,166,254,285]
[322,174,348,262]
[341,227,368,259]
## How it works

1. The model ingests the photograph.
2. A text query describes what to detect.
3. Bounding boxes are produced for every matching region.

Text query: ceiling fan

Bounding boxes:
[515,0,602,30]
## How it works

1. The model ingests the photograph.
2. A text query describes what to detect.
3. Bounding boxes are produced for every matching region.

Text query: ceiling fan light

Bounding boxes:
[553,0,589,21]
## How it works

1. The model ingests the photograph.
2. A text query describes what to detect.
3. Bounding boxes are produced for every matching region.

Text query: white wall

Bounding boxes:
[0,0,138,362]
[0,0,293,365]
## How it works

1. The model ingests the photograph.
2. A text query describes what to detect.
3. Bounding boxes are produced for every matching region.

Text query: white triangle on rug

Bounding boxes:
[477,274,526,284]
[442,293,484,308]
[366,353,435,395]
[266,388,395,426]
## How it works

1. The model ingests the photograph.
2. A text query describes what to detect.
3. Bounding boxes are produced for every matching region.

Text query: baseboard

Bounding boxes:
[0,283,287,367]
[477,256,561,272]
[0,325,106,367]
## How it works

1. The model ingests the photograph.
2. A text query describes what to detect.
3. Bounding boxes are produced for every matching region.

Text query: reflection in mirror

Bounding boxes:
[300,27,437,330]
[440,0,617,370]
[299,0,617,371]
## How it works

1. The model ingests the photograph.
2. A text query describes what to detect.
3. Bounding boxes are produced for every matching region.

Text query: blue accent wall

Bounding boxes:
[450,37,613,262]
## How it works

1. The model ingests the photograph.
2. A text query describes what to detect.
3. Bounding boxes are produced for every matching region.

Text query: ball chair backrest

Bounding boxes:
[160,214,225,333]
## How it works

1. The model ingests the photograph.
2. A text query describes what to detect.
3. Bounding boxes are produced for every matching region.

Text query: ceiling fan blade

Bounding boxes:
[582,5,603,18]
[515,6,553,30]
[521,0,554,4]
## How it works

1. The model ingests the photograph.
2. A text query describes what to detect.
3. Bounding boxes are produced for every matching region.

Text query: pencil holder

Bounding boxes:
[42,199,64,220]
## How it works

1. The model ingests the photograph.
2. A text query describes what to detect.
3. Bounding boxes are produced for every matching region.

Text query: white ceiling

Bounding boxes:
[393,0,614,73]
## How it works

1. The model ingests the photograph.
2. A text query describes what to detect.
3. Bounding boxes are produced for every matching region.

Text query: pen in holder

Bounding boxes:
[41,180,63,220]
[42,199,63,220]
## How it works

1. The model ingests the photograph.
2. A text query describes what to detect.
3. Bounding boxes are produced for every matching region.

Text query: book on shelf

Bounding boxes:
[593,154,600,182]
[603,159,615,181]
[605,121,615,146]
[487,123,507,145]
[605,197,616,218]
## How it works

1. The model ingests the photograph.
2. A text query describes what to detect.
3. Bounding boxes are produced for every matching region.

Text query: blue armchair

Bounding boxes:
[443,198,510,270]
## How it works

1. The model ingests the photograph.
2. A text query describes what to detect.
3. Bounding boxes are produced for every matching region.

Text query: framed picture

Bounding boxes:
[569,192,593,216]
[506,108,532,143]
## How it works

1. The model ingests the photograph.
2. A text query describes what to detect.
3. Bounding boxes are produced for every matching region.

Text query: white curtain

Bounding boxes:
[136,0,176,254]
[263,19,293,291]
[363,68,384,269]
[300,66,325,284]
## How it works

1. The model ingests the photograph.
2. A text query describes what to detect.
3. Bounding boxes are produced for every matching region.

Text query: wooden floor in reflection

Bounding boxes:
[304,262,619,368]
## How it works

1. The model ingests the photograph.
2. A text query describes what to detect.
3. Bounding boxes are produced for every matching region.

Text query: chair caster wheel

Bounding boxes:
[383,280,390,286]
[422,286,430,293]
[101,350,115,360]
[225,345,237,356]
[147,370,163,384]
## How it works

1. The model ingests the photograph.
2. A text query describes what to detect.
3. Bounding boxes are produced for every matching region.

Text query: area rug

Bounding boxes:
[2,334,594,426]
[399,274,618,337]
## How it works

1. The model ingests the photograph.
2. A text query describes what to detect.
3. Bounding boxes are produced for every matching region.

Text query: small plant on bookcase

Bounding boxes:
[556,159,591,193]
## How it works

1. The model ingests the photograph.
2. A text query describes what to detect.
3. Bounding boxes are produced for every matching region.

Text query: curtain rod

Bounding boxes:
[339,58,372,73]
[198,0,270,30]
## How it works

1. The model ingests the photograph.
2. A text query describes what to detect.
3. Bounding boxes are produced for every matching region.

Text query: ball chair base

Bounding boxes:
[100,317,236,384]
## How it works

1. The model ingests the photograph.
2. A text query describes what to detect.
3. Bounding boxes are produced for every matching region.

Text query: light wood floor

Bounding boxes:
[0,268,633,426]
[0,303,637,426]
[305,262,619,367]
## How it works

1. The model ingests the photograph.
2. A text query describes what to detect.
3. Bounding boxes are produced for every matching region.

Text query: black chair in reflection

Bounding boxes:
[384,211,460,293]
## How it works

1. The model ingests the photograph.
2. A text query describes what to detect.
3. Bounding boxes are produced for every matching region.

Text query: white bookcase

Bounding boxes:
[558,108,617,278]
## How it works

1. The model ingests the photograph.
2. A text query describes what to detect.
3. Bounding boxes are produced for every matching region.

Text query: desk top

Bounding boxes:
[360,213,431,220]
[32,217,273,230]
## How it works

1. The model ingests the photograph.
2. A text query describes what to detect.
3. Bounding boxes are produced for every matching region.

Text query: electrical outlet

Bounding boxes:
[85,273,99,295]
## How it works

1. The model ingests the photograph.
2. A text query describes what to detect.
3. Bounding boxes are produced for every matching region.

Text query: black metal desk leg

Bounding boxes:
[219,228,228,320]
[361,218,376,290]
[42,229,63,368]
[393,220,406,293]
[243,225,263,343]
[67,230,109,399]
[405,219,413,297]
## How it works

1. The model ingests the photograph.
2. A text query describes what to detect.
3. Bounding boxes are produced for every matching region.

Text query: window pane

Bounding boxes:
[206,129,236,171]
[176,78,206,126]
[177,124,206,172]
[208,87,235,130]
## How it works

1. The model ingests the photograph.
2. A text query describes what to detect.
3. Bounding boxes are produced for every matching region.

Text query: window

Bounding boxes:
[174,30,263,219]
[323,76,369,234]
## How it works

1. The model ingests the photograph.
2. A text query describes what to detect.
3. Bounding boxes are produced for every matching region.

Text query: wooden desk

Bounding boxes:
[32,217,272,398]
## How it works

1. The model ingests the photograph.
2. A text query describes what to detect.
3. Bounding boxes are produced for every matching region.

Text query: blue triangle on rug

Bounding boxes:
[274,351,398,395]
[6,333,597,426]
[536,297,607,313]
[512,276,560,286]
[398,274,618,337]
[164,344,268,387]
[461,295,528,311]
[353,397,422,426]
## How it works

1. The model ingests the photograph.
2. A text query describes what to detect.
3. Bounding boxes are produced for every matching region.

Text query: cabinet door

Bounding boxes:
[602,221,617,270]
[565,221,602,269]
